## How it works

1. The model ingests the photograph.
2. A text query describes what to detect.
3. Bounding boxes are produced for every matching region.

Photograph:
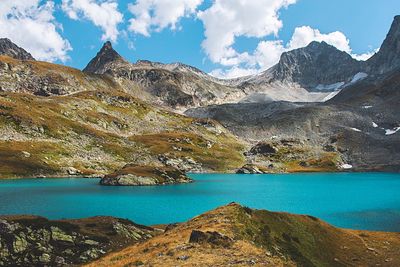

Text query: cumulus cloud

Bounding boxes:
[352,48,379,61]
[62,0,123,42]
[210,66,259,79]
[128,0,203,36]
[198,0,296,66]
[0,0,71,62]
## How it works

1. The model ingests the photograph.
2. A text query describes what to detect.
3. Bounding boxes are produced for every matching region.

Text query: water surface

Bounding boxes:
[0,172,399,231]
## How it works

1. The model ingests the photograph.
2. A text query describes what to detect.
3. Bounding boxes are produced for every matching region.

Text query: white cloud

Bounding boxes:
[352,48,379,61]
[288,26,351,52]
[128,0,203,37]
[62,0,123,42]
[0,0,71,62]
[210,67,258,79]
[198,0,296,66]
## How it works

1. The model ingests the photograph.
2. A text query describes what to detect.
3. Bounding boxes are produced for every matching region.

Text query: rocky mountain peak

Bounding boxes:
[0,38,35,61]
[368,15,400,74]
[83,41,125,74]
[269,40,363,90]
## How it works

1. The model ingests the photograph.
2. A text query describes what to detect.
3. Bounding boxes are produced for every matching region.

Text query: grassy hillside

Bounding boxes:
[87,203,400,267]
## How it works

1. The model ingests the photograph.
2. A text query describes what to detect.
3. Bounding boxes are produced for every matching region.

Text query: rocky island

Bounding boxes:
[100,165,192,186]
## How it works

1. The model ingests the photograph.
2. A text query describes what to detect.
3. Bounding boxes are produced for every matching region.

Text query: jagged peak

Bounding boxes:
[0,38,35,61]
[83,41,125,74]
[367,15,400,74]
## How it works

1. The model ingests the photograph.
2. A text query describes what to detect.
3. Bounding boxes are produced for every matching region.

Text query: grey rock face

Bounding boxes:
[83,41,125,74]
[367,16,400,74]
[0,38,35,61]
[244,41,364,92]
[273,41,364,90]
[0,216,155,266]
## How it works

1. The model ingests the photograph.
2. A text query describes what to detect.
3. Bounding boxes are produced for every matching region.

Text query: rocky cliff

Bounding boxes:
[368,15,400,74]
[0,215,156,266]
[0,38,35,61]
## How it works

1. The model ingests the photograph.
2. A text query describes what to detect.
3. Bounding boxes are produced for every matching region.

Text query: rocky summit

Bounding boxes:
[0,38,35,61]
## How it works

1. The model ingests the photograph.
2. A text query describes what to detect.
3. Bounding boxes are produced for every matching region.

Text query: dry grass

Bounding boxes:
[86,203,400,267]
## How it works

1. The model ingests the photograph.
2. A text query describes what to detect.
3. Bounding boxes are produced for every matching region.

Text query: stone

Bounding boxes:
[50,227,74,243]
[21,151,31,158]
[247,142,277,156]
[189,230,233,248]
[66,167,80,175]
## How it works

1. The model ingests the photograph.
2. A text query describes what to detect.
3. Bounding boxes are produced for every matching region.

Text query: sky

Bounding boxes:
[0,0,399,79]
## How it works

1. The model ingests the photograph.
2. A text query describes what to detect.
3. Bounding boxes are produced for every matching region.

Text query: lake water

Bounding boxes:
[0,173,399,232]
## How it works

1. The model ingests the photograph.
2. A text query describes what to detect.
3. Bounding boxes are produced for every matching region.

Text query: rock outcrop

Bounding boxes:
[100,165,193,186]
[0,38,35,61]
[0,215,155,266]
[368,15,400,74]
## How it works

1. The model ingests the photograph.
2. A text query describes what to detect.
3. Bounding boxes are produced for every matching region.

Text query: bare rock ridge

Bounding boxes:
[265,41,364,90]
[368,15,400,74]
[83,41,125,74]
[83,41,239,109]
[0,38,35,61]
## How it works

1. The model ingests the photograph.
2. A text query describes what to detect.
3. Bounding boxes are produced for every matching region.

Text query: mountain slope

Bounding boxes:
[0,38,35,61]
[0,55,117,96]
[368,15,400,74]
[83,42,243,110]
[186,16,400,172]
[87,203,400,267]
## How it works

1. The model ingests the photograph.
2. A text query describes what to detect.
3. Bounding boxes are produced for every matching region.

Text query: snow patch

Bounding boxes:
[350,72,368,84]
[362,105,373,109]
[385,127,400,136]
[341,164,353,169]
[315,82,345,91]
[322,90,341,102]
[372,122,378,128]
[350,127,362,132]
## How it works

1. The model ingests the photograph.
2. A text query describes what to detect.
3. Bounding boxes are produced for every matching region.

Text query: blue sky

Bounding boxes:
[1,0,399,78]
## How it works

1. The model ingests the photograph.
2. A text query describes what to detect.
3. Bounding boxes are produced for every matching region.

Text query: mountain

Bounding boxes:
[233,41,368,103]
[83,41,126,74]
[368,15,400,74]
[186,16,400,172]
[83,42,243,110]
[270,41,364,90]
[0,52,116,96]
[0,38,35,60]
[88,203,400,267]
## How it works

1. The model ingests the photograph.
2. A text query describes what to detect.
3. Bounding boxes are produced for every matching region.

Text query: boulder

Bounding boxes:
[246,142,277,156]
[189,230,233,248]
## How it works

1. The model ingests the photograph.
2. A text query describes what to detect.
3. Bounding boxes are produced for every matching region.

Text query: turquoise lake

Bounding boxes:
[0,172,399,232]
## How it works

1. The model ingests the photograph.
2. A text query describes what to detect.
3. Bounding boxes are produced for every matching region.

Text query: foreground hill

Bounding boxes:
[0,215,156,266]
[87,203,400,267]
